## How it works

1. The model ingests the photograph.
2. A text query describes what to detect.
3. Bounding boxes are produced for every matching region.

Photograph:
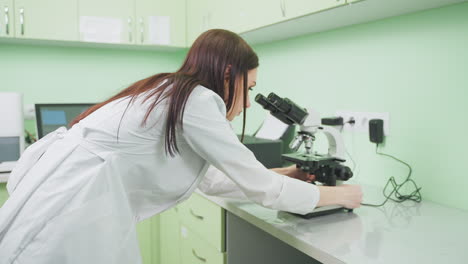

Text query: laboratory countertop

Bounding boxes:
[197,186,468,264]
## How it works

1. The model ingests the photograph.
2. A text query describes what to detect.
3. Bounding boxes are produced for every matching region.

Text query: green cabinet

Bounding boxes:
[78,0,186,47]
[186,0,285,45]
[78,0,134,44]
[186,0,213,46]
[178,193,225,252]
[137,215,161,264]
[160,207,181,264]
[186,0,349,45]
[0,0,14,38]
[12,0,78,41]
[284,0,347,19]
[135,0,186,47]
[0,183,8,207]
[180,225,226,264]
[159,194,226,264]
[233,0,286,33]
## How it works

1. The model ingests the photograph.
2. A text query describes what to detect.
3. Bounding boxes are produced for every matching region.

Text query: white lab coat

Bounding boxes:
[0,85,319,264]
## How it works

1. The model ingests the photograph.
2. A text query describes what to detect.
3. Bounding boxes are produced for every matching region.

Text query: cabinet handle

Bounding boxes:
[4,6,9,35]
[192,249,207,262]
[139,17,144,43]
[280,0,286,17]
[19,8,24,35]
[189,209,204,220]
[128,17,132,42]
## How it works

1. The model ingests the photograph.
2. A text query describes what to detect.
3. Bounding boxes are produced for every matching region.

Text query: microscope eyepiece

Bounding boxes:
[255,94,268,107]
[255,92,308,125]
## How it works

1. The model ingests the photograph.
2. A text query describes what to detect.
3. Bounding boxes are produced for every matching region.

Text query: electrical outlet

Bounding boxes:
[336,111,390,135]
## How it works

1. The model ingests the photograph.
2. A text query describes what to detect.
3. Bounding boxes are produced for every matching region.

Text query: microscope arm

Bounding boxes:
[320,126,346,160]
[296,108,346,160]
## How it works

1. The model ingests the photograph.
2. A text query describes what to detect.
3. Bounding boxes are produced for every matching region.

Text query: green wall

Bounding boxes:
[234,2,468,211]
[0,43,186,134]
[0,183,8,207]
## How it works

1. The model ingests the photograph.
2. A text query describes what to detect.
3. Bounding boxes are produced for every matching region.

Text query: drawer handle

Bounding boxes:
[192,249,207,262]
[280,0,286,17]
[19,7,24,35]
[128,17,133,42]
[190,209,204,220]
[139,17,144,43]
[4,6,9,35]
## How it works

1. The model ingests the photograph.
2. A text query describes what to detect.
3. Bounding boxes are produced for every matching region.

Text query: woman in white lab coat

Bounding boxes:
[0,29,362,264]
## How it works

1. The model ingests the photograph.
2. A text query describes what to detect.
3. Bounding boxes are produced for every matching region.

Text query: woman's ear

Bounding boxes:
[223,65,232,103]
[224,65,232,80]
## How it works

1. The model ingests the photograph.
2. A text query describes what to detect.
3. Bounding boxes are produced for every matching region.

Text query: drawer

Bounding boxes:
[178,193,225,252]
[180,224,226,264]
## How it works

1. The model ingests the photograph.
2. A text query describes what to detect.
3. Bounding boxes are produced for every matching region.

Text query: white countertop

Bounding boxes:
[197,186,468,264]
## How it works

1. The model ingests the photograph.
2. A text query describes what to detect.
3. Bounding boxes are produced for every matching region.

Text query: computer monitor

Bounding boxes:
[35,103,95,139]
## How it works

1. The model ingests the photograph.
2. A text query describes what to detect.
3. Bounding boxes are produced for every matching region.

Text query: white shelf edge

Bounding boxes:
[240,0,467,45]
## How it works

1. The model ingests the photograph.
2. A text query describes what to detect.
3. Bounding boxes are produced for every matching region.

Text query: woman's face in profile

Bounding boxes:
[226,68,258,121]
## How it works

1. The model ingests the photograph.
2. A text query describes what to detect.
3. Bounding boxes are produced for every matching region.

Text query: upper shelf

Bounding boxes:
[240,0,467,45]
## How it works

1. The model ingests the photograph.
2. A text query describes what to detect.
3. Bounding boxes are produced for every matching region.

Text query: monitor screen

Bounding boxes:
[35,103,94,139]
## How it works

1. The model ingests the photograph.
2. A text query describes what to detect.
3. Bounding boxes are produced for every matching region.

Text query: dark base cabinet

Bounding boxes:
[226,212,321,264]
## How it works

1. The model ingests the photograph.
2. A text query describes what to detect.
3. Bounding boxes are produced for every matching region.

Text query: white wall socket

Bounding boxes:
[335,111,390,135]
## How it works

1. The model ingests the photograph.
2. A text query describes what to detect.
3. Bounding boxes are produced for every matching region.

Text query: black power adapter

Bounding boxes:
[369,119,384,144]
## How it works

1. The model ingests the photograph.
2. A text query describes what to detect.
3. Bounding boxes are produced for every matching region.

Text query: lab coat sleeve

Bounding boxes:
[198,165,248,200]
[182,89,320,215]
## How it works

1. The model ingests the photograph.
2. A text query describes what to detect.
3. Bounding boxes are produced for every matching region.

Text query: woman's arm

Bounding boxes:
[271,165,362,209]
[317,185,362,208]
[271,165,315,182]
[273,165,362,208]
[200,165,362,209]
[183,88,361,214]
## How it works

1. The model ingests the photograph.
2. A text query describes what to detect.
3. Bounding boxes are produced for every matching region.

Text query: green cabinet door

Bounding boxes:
[180,224,225,264]
[284,0,347,19]
[78,0,135,44]
[177,194,225,252]
[137,215,160,264]
[151,215,161,264]
[233,0,286,33]
[186,0,214,46]
[135,0,186,47]
[202,0,240,33]
[160,207,181,264]
[13,0,78,41]
[137,217,153,264]
[0,183,9,207]
[0,0,15,38]
[187,0,252,46]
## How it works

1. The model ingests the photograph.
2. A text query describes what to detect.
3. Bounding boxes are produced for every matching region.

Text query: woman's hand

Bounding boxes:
[272,166,362,209]
[271,165,315,182]
[317,184,363,209]
[336,184,363,209]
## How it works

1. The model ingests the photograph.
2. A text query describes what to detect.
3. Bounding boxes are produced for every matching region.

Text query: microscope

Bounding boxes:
[255,93,353,218]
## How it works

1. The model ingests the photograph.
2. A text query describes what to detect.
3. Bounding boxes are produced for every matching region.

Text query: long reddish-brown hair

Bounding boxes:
[71,29,259,156]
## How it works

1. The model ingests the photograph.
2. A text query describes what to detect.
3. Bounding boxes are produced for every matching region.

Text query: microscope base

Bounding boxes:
[293,205,353,219]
